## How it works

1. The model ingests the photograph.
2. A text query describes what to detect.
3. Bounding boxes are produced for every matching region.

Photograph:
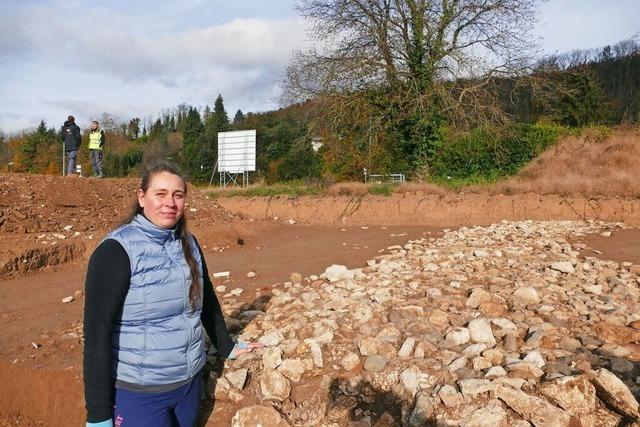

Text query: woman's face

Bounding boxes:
[137,171,186,229]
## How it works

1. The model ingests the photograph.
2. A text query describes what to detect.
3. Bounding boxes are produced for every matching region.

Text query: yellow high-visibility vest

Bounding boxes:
[88,130,103,150]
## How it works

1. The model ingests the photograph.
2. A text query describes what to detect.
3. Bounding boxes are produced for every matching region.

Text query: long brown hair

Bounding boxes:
[119,160,201,310]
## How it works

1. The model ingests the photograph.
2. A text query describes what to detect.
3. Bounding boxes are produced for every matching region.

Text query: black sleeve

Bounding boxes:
[100,130,105,148]
[194,237,235,358]
[75,125,81,146]
[83,239,131,423]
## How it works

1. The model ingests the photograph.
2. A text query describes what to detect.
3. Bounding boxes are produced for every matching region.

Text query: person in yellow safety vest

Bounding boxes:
[88,120,105,178]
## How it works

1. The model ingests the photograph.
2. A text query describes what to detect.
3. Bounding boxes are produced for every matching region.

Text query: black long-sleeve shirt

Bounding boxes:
[83,238,234,423]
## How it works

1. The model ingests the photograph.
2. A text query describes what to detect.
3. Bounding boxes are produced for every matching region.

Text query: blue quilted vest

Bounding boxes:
[106,214,205,386]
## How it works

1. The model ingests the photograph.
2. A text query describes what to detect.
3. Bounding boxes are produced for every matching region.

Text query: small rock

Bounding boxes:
[495,384,572,426]
[340,353,360,371]
[225,369,249,390]
[398,338,416,358]
[260,370,291,401]
[610,358,634,374]
[445,327,471,346]
[230,288,243,296]
[523,350,545,368]
[308,341,324,368]
[62,296,74,304]
[246,271,256,278]
[485,366,508,379]
[438,384,463,407]
[512,287,540,305]
[540,375,596,415]
[215,285,226,292]
[468,319,496,345]
[408,392,435,427]
[458,379,495,398]
[461,400,508,427]
[400,368,419,397]
[231,405,290,427]
[550,262,575,274]
[213,271,230,278]
[262,347,283,370]
[591,368,640,419]
[259,331,284,347]
[466,288,492,308]
[73,290,84,299]
[290,272,303,283]
[278,359,305,382]
[324,265,355,283]
[364,355,388,372]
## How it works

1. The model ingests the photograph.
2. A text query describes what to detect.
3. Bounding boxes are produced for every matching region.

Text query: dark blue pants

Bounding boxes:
[66,150,77,175]
[113,373,202,427]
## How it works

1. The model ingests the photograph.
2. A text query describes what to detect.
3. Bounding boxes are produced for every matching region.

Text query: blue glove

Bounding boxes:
[87,419,112,427]
[228,341,250,360]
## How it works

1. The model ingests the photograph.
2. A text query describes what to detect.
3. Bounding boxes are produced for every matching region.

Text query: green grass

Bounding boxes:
[367,183,395,196]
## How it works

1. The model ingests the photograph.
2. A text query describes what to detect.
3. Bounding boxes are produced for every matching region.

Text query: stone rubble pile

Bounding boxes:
[214,220,640,426]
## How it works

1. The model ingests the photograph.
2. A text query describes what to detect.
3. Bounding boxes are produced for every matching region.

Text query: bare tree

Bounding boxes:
[282,0,545,172]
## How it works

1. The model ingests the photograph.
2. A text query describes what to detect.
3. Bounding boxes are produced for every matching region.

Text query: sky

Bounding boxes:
[0,0,638,135]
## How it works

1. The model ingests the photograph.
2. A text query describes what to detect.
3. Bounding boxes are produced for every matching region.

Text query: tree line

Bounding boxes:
[0,0,638,184]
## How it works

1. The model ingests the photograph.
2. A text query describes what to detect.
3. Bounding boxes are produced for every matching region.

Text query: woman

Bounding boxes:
[84,160,257,427]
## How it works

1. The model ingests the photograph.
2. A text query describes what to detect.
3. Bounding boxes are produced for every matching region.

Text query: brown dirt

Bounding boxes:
[1,167,640,426]
[215,193,640,227]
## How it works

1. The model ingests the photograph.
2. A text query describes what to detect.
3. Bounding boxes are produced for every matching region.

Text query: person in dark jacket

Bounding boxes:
[83,160,260,427]
[62,115,81,176]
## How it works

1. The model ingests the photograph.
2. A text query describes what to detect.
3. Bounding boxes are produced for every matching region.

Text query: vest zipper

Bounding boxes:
[167,242,193,379]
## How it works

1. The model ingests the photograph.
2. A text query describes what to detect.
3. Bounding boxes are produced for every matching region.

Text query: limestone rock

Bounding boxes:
[468,319,496,345]
[550,262,575,274]
[512,287,540,305]
[260,370,291,401]
[324,264,355,282]
[226,369,249,390]
[540,375,596,415]
[231,405,290,427]
[364,355,388,372]
[591,368,640,419]
[438,384,463,407]
[262,347,283,370]
[495,384,573,427]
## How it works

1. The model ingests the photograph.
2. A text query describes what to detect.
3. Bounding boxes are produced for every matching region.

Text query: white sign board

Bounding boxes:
[218,130,256,173]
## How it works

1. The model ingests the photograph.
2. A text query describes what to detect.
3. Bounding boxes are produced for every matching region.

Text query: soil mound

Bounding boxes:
[492,127,640,197]
[0,173,238,234]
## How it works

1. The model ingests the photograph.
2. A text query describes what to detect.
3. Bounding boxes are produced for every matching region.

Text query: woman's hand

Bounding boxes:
[228,341,263,360]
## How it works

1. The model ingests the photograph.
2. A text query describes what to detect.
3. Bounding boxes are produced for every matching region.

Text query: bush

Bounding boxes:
[431,123,562,180]
[368,183,394,196]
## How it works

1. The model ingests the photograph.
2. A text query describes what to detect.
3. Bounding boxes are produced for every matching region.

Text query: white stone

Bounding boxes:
[438,385,463,407]
[485,366,508,379]
[225,369,248,390]
[523,350,545,368]
[446,327,471,346]
[340,353,360,371]
[259,330,284,347]
[512,287,540,306]
[550,262,575,274]
[262,347,283,370]
[324,264,355,283]
[61,296,74,304]
[260,370,291,401]
[213,271,230,278]
[468,319,496,345]
[398,338,416,358]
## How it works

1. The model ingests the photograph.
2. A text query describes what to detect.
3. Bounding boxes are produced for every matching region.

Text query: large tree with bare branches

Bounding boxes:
[283,0,543,175]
